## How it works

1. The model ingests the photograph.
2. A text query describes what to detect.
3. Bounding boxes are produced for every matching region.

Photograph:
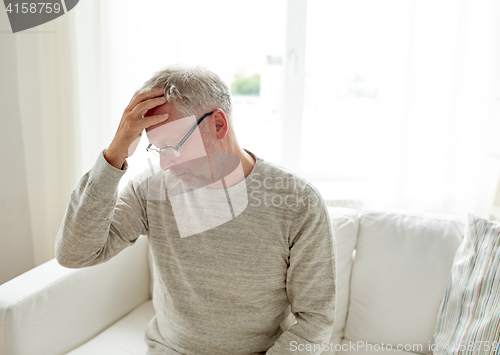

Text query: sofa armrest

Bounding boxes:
[0,235,151,355]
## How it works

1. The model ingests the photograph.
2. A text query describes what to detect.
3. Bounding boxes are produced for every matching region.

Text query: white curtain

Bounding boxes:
[263,0,500,219]
[0,0,110,283]
[362,0,500,218]
[0,11,81,283]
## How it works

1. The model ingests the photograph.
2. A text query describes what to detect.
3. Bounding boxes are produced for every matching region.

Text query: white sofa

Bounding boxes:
[0,207,465,355]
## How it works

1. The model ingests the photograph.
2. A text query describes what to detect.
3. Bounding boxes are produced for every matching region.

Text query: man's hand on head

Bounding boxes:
[104,87,169,169]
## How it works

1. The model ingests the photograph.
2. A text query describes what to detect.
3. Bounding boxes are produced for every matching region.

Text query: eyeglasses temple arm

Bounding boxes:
[175,111,213,150]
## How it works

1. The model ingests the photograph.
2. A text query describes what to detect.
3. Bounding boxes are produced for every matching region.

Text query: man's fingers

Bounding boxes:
[130,96,167,119]
[125,87,165,112]
[143,113,170,129]
[127,90,141,106]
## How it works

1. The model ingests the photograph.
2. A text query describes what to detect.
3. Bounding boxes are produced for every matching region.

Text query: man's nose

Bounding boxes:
[159,154,178,170]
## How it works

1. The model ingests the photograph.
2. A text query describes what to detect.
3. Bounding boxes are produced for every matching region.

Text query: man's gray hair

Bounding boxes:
[139,65,232,123]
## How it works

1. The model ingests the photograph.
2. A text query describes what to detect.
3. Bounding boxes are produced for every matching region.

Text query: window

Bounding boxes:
[101,0,500,217]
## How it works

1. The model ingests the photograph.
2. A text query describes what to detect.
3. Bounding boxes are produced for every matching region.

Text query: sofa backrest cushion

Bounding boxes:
[257,206,360,349]
[344,210,465,353]
[327,207,360,344]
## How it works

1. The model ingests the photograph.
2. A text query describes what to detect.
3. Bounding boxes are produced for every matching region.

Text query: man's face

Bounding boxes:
[144,101,215,188]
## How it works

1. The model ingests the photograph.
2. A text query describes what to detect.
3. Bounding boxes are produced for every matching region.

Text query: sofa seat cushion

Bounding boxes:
[345,210,465,353]
[67,299,155,355]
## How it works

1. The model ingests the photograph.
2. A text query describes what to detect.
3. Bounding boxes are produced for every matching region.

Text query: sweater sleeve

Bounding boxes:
[266,185,337,355]
[54,150,148,268]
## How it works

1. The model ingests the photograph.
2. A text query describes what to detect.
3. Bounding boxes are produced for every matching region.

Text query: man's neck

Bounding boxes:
[238,147,256,178]
[205,145,255,189]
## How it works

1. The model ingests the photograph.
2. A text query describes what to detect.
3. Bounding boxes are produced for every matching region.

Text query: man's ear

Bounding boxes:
[213,110,229,140]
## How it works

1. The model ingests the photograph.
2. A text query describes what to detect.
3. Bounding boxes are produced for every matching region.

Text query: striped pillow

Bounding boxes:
[432,214,500,355]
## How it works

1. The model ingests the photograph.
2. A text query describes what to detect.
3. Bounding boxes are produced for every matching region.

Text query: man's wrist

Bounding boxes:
[103,148,127,170]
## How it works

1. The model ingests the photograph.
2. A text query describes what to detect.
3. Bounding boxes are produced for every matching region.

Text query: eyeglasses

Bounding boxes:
[146,111,214,160]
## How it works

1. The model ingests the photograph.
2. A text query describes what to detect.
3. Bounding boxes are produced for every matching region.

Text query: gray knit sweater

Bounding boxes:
[55,150,336,355]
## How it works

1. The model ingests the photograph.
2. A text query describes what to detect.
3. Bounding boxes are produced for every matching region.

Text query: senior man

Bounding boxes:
[55,65,336,355]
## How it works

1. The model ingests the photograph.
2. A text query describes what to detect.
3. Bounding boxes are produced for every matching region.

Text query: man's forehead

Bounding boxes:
[145,116,182,133]
[145,102,190,131]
